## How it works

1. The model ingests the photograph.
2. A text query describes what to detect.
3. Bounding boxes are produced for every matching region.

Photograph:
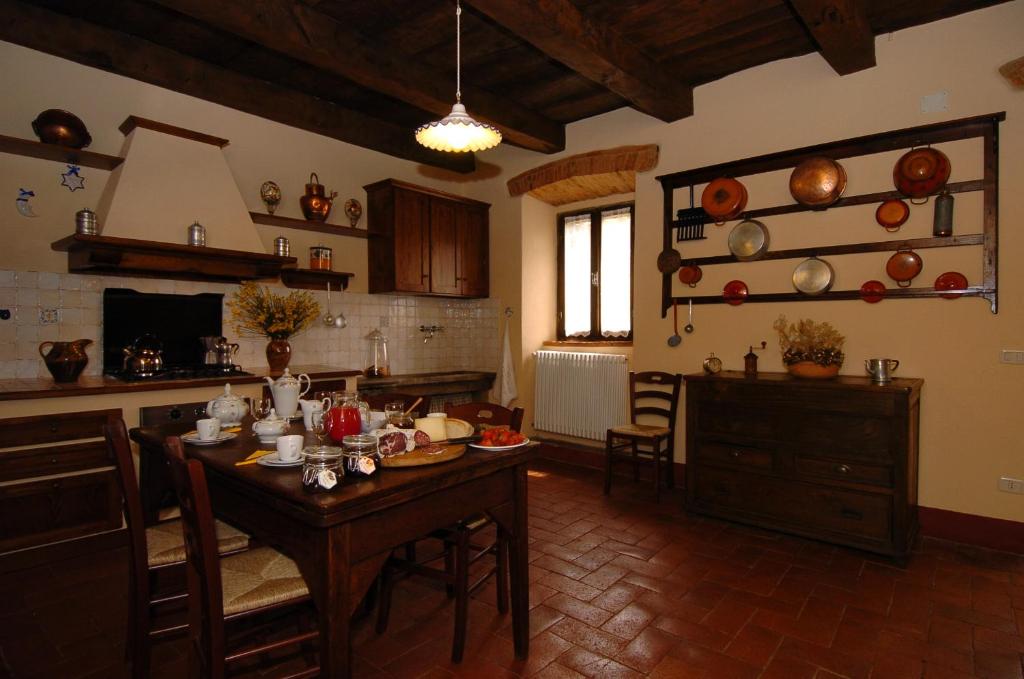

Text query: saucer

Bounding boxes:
[183,432,237,446]
[257,435,283,446]
[257,452,303,468]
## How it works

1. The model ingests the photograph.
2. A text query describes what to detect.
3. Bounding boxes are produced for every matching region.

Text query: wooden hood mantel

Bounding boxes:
[506,144,658,206]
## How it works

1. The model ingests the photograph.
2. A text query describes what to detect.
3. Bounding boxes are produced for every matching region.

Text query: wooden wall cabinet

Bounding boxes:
[684,373,922,561]
[365,179,489,298]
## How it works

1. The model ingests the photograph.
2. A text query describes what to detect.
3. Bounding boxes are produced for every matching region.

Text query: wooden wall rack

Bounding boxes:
[0,133,123,171]
[249,212,369,240]
[655,112,1004,316]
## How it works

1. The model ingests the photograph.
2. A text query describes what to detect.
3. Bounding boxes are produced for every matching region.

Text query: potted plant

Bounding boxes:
[228,282,320,374]
[772,315,845,378]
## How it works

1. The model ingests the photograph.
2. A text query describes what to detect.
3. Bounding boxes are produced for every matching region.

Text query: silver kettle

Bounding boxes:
[215,338,240,368]
[122,334,164,376]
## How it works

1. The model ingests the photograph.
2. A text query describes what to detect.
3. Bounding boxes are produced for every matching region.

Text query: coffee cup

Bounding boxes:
[276,434,305,462]
[196,417,221,441]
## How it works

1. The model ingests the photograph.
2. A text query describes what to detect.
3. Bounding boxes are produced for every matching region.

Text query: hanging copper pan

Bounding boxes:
[701,177,747,224]
[657,247,682,274]
[876,199,910,232]
[894,147,951,203]
[789,157,847,208]
[677,264,703,287]
[886,248,924,287]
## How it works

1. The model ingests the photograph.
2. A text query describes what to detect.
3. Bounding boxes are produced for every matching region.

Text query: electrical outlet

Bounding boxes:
[38,308,59,324]
[998,477,1024,494]
[1000,350,1024,364]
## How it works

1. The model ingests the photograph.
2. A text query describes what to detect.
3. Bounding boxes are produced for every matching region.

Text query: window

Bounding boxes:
[557,203,633,341]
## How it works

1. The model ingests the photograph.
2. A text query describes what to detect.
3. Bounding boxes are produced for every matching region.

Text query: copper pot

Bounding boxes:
[876,199,910,232]
[886,248,923,287]
[31,109,91,149]
[789,157,847,208]
[701,177,747,224]
[894,147,950,203]
[677,264,703,287]
[300,172,338,222]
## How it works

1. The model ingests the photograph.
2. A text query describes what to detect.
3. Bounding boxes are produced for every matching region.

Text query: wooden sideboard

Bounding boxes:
[684,372,922,560]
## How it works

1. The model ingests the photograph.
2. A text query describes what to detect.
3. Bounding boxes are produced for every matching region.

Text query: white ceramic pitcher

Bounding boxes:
[264,368,310,418]
[299,396,332,431]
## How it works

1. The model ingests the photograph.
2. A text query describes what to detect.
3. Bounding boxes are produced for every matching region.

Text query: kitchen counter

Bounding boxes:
[0,365,362,401]
[359,370,495,397]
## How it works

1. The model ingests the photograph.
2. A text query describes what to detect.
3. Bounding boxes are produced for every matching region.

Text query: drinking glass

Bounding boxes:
[250,397,271,421]
[384,401,405,426]
[311,410,328,449]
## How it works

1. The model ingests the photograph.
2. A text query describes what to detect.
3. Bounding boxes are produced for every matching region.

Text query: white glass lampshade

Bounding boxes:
[415,103,502,153]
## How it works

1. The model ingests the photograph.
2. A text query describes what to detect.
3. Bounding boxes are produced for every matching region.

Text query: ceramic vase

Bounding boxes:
[786,361,840,379]
[266,339,292,376]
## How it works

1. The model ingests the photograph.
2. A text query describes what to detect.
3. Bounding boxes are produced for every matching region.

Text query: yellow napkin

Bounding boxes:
[234,450,275,467]
[184,425,242,437]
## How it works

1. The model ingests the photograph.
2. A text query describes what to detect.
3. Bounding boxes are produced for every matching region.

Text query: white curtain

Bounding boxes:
[600,208,631,337]
[563,214,592,337]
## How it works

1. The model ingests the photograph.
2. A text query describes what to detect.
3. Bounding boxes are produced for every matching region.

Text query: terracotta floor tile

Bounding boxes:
[592,582,647,614]
[548,618,628,658]
[723,623,783,668]
[534,661,587,678]
[751,596,845,647]
[758,656,819,679]
[651,615,731,652]
[665,639,761,679]
[539,573,602,602]
[580,563,628,590]
[928,615,974,654]
[774,637,873,679]
[601,602,658,641]
[700,597,756,637]
[557,646,644,678]
[876,628,974,675]
[534,554,593,581]
[614,627,680,674]
[545,593,615,628]
[972,650,1024,679]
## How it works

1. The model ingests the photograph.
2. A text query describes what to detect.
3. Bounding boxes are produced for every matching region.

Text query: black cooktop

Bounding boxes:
[110,365,254,382]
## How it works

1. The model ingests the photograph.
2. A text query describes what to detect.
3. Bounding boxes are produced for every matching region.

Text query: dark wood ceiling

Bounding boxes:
[0,0,1007,173]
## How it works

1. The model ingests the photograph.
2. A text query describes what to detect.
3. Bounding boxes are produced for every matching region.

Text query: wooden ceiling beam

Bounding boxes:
[0,0,473,173]
[463,0,693,122]
[788,0,876,75]
[146,0,564,154]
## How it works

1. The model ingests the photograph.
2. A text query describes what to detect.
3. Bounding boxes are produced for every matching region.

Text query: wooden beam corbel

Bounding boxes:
[507,144,658,205]
[789,0,876,75]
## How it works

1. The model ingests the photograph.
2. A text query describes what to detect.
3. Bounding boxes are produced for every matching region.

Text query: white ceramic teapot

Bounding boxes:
[264,368,311,419]
[252,409,288,445]
[206,383,247,426]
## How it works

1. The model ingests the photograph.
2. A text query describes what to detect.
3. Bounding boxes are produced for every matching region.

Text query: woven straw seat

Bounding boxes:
[608,423,671,438]
[220,547,309,616]
[146,519,249,567]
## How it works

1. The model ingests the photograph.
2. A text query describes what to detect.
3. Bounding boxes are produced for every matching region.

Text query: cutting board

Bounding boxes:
[381,444,466,468]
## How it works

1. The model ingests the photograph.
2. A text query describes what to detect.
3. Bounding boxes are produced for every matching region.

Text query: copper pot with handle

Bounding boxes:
[300,172,338,222]
[789,156,847,208]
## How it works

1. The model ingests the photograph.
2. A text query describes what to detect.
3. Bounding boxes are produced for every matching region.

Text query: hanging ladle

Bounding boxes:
[684,298,695,334]
[322,282,335,327]
[668,301,682,347]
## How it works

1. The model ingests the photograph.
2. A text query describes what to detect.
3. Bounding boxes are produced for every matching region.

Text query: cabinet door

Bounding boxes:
[457,204,489,297]
[429,198,460,295]
[393,189,431,293]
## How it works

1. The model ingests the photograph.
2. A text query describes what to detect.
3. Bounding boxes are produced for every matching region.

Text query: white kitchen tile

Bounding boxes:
[16,289,38,306]
[39,290,60,307]
[16,359,38,378]
[37,272,59,290]
[15,271,38,288]
[81,277,102,292]
[0,271,14,288]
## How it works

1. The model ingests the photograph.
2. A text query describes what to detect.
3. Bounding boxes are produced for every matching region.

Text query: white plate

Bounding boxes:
[468,437,530,452]
[182,432,238,446]
[257,452,303,467]
[220,421,242,429]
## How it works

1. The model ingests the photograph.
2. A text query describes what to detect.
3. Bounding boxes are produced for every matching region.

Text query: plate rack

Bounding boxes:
[655,112,1004,316]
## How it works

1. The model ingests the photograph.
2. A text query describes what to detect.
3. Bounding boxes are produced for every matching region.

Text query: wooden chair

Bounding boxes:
[604,371,682,503]
[104,419,251,679]
[362,391,429,418]
[162,436,320,679]
[376,402,524,662]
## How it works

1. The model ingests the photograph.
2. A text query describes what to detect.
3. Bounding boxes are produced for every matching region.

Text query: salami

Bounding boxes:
[419,444,445,456]
[413,430,431,447]
[376,431,407,456]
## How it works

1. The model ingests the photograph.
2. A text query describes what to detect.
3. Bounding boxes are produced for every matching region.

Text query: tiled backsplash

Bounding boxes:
[0,270,501,380]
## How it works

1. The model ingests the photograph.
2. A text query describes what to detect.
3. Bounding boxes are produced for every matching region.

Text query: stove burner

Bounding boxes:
[110,365,254,382]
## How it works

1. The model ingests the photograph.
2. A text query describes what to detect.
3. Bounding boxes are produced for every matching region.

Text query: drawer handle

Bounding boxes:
[834,464,851,474]
[730,450,742,459]
[49,424,59,433]
[840,507,863,520]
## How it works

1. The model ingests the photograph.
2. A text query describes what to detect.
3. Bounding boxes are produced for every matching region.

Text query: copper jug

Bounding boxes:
[299,173,337,222]
[39,339,92,382]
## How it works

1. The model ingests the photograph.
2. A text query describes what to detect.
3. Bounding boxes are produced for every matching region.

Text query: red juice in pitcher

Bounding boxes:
[326,405,362,443]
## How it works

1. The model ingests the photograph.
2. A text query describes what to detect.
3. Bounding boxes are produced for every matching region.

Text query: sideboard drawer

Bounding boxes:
[795,455,892,488]
[696,441,774,471]
[0,441,111,483]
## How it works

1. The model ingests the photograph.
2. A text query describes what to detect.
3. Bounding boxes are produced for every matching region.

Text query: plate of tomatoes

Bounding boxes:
[470,427,529,451]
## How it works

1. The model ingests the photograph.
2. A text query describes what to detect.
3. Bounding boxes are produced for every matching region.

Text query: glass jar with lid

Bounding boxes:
[341,434,380,477]
[364,328,390,377]
[301,445,342,493]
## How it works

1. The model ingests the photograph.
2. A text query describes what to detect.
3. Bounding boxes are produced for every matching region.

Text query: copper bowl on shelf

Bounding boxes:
[789,157,847,208]
[31,109,92,149]
[893,147,950,201]
[701,177,747,224]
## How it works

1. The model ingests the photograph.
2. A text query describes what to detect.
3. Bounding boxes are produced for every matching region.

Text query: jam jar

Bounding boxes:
[301,446,342,493]
[341,434,380,477]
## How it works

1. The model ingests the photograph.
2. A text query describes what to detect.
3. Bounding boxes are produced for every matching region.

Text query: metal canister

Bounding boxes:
[310,245,332,270]
[187,220,206,247]
[274,236,290,257]
[75,208,98,235]
[933,190,954,237]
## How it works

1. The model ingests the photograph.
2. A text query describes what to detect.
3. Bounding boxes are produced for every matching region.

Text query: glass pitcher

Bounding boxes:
[364,328,390,377]
[326,391,365,443]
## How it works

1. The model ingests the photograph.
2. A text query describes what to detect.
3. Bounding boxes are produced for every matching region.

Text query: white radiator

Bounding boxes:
[533,351,628,440]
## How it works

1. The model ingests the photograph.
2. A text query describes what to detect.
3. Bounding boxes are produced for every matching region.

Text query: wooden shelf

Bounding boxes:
[250,212,369,239]
[280,268,353,290]
[0,134,123,170]
[51,234,295,283]
[658,112,1003,315]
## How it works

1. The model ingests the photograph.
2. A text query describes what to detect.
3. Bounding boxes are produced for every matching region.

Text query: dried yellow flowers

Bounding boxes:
[228,282,320,340]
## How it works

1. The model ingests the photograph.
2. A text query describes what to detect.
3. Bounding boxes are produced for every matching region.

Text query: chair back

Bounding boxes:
[446,402,525,432]
[629,372,682,430]
[103,419,150,614]
[362,392,429,418]
[163,436,226,678]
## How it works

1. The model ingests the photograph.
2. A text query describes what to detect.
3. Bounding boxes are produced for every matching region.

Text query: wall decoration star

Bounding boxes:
[61,165,85,192]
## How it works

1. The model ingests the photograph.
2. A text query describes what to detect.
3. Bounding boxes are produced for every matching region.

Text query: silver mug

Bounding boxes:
[865,358,899,383]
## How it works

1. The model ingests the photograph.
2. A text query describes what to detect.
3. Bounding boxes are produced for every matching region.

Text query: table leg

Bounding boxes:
[315,525,352,678]
[509,464,530,659]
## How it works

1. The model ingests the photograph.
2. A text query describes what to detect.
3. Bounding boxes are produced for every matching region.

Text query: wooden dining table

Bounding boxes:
[130,422,539,678]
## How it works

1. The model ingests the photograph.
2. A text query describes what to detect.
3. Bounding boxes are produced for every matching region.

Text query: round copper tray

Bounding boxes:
[789,157,847,207]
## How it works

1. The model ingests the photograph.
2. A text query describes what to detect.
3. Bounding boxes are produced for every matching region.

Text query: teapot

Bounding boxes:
[122,334,164,377]
[265,368,311,419]
[215,338,240,368]
[299,172,337,222]
[252,409,288,445]
[206,383,247,426]
[39,338,91,383]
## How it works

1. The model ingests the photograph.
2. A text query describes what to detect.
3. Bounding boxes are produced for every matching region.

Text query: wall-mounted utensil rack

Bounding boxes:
[656,112,1004,315]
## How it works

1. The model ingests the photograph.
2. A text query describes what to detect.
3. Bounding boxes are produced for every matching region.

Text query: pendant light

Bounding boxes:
[415,0,502,153]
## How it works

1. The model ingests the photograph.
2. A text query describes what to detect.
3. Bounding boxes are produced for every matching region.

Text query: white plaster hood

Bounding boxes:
[95,119,264,252]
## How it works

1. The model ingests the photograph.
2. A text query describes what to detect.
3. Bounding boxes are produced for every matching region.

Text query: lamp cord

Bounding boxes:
[455,0,462,103]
